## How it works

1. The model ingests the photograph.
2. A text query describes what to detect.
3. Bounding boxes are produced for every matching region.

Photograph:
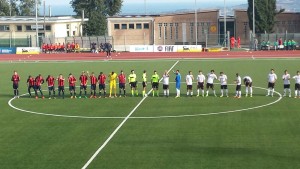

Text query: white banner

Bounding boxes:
[129,45,202,52]
[129,45,153,52]
[16,47,40,54]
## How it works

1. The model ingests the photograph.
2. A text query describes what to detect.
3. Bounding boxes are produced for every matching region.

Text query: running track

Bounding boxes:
[0,50,299,61]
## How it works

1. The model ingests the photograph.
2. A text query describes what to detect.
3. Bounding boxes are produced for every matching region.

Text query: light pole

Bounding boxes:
[195,0,198,46]
[253,0,255,37]
[224,0,227,48]
[35,0,39,47]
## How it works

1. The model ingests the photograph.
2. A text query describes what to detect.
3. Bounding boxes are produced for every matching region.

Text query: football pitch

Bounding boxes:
[1,58,300,169]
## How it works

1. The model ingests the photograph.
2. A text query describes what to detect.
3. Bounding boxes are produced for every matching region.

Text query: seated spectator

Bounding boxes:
[91,42,96,53]
[70,42,75,52]
[66,42,71,53]
[292,40,297,50]
[273,41,278,51]
[61,43,65,53]
[41,43,47,53]
[75,43,80,53]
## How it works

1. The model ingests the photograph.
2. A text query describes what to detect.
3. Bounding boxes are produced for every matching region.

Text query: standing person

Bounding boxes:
[98,72,107,98]
[162,70,170,97]
[206,70,217,97]
[142,70,147,97]
[34,74,45,99]
[218,72,228,97]
[46,75,56,99]
[151,70,160,97]
[266,69,277,97]
[68,73,77,98]
[174,70,181,98]
[89,72,98,98]
[128,70,138,97]
[27,75,35,98]
[292,71,300,98]
[11,71,20,98]
[79,71,88,99]
[105,42,112,58]
[237,36,241,48]
[196,70,205,97]
[57,74,65,99]
[230,36,235,49]
[243,76,253,97]
[186,71,194,97]
[254,38,258,51]
[118,70,126,97]
[108,71,118,98]
[234,73,242,98]
[282,70,291,97]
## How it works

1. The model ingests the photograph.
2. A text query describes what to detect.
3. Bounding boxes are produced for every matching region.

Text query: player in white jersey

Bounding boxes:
[162,70,170,97]
[292,71,300,98]
[234,73,242,98]
[206,70,217,97]
[196,70,206,97]
[266,69,277,97]
[218,72,228,97]
[186,71,194,96]
[282,70,291,97]
[243,76,253,97]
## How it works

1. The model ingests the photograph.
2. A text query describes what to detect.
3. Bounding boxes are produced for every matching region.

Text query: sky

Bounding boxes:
[43,0,248,15]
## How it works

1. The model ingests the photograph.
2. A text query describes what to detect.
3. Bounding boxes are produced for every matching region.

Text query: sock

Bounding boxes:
[202,90,204,96]
[84,90,87,96]
[288,89,291,96]
[213,90,216,96]
[250,87,252,95]
[153,90,155,96]
[131,89,134,96]
[295,91,298,97]
[143,90,145,96]
[206,90,208,95]
[239,91,241,96]
[80,91,82,96]
[197,89,199,95]
[187,91,189,96]
[14,90,16,96]
[167,89,169,96]
[271,89,274,96]
[225,89,228,96]
[124,89,126,95]
[191,92,193,96]
[283,88,286,95]
[246,87,248,95]
[164,90,166,96]
[221,89,223,96]
[17,90,19,96]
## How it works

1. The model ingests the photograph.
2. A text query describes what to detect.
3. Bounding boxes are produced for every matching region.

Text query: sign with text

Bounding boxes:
[0,47,16,54]
[129,45,202,52]
[16,47,40,54]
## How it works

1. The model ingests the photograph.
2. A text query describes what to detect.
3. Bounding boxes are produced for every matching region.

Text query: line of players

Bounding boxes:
[10,68,300,99]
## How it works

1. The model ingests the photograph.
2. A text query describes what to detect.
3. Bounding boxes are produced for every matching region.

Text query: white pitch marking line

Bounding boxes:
[81,60,180,169]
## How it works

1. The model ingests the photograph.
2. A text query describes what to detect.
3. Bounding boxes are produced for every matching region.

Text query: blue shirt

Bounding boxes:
[175,73,181,89]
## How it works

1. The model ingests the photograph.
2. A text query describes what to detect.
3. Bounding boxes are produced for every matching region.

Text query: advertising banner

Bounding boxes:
[130,45,203,52]
[129,45,154,52]
[0,47,16,54]
[16,47,40,54]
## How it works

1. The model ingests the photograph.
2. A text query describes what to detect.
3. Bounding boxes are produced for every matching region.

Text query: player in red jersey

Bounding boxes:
[68,73,77,98]
[46,75,56,99]
[11,71,20,98]
[27,75,35,97]
[98,72,107,98]
[57,74,65,99]
[34,74,45,99]
[118,70,126,97]
[88,72,98,98]
[79,71,88,98]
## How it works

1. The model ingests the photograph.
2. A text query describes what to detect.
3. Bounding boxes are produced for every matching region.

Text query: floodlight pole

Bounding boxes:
[195,0,198,46]
[224,0,227,48]
[35,0,39,47]
[253,0,255,37]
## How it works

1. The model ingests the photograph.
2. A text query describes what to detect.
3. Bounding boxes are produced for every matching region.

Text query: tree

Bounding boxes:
[247,0,284,34]
[0,0,19,16]
[19,0,41,16]
[71,0,123,36]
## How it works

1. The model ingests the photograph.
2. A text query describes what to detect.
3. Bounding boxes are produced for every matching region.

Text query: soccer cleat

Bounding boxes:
[245,94,248,97]
[71,96,73,99]
[94,96,97,98]
[220,95,223,98]
[35,96,38,99]
[205,94,208,97]
[289,95,291,98]
[98,96,102,98]
[84,96,88,99]
[237,96,241,99]
[175,96,180,98]
[196,95,199,97]
[78,96,82,99]
[250,95,253,97]
[17,96,20,99]
[42,96,45,99]
[265,94,269,96]
[295,96,297,98]
[48,97,51,99]
[89,95,93,98]
[74,96,77,98]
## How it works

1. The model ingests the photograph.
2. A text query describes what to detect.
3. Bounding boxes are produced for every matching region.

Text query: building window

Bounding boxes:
[114,24,120,29]
[175,23,178,40]
[190,23,194,40]
[25,25,32,31]
[0,25,10,31]
[16,25,22,31]
[136,23,142,29]
[158,23,162,39]
[164,23,168,39]
[144,23,149,29]
[67,24,70,29]
[170,23,173,39]
[46,25,51,31]
[67,31,70,37]
[73,31,75,36]
[121,24,127,29]
[129,23,134,29]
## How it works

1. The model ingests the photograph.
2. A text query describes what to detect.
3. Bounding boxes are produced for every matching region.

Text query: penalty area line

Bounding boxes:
[81,60,180,169]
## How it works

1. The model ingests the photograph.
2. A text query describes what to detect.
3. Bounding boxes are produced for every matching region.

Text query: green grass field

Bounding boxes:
[1,58,300,169]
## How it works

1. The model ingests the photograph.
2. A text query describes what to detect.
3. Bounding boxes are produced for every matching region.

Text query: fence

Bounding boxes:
[0,35,32,47]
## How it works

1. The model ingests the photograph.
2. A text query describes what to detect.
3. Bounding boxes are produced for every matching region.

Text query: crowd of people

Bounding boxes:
[41,42,113,57]
[10,69,300,99]
[254,37,298,51]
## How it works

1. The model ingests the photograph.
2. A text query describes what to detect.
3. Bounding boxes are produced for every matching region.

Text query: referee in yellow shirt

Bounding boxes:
[109,71,117,97]
[151,70,160,97]
[128,70,138,96]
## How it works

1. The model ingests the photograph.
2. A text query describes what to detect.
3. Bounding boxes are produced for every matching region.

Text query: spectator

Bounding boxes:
[75,43,80,53]
[91,42,96,53]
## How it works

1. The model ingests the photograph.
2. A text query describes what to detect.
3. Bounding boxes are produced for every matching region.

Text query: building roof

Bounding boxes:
[0,16,88,24]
